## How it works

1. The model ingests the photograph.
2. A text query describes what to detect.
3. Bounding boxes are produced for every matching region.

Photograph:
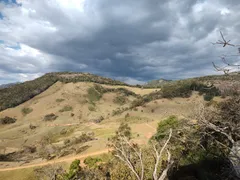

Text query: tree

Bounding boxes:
[212,31,240,74]
[108,123,173,180]
[195,98,240,178]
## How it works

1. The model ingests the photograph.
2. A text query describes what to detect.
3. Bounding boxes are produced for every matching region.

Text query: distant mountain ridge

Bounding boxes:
[1,71,240,112]
[0,82,18,89]
[145,78,172,87]
[0,72,128,111]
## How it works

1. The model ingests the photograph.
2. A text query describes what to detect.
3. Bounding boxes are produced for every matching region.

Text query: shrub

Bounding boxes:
[22,107,33,115]
[88,105,96,111]
[43,113,58,121]
[64,159,81,179]
[0,116,17,124]
[125,113,130,119]
[84,157,102,168]
[113,95,127,105]
[161,81,221,100]
[87,87,102,102]
[161,82,192,98]
[65,133,94,147]
[204,94,214,101]
[112,108,126,116]
[154,116,179,140]
[93,116,104,123]
[59,105,73,112]
[56,98,65,103]
[29,124,37,129]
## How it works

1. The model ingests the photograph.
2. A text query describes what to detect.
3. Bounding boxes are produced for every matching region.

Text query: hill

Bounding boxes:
[0,72,239,179]
[0,83,18,89]
[145,78,172,88]
[0,72,128,112]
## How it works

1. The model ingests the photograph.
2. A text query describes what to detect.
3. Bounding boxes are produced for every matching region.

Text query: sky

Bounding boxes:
[0,0,240,85]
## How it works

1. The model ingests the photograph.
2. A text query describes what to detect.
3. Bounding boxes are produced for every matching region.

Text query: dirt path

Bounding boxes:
[0,149,110,172]
[145,123,156,132]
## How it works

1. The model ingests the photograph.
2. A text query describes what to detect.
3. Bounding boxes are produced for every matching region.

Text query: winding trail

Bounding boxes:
[0,149,110,172]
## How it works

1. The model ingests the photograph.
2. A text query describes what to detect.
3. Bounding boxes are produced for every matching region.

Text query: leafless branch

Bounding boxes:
[153,128,173,180]
[212,31,240,74]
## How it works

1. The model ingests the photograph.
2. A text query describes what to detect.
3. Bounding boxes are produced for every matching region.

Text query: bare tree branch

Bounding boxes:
[153,128,173,180]
[212,31,240,74]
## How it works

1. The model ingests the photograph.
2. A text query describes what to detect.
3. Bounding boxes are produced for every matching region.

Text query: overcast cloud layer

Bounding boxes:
[0,0,240,84]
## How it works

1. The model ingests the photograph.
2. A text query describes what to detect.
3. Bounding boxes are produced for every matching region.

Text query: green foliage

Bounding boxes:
[64,159,81,180]
[155,116,179,140]
[0,74,58,111]
[84,157,102,168]
[87,87,102,102]
[161,81,221,100]
[130,91,161,108]
[161,82,193,98]
[0,116,17,125]
[64,133,94,147]
[112,107,128,116]
[22,107,33,115]
[59,105,73,112]
[56,72,127,86]
[114,123,132,140]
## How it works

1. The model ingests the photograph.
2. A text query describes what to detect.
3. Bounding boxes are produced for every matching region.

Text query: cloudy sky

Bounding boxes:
[0,0,240,85]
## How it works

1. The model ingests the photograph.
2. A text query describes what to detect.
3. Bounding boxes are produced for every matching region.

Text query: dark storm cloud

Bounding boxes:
[0,0,240,84]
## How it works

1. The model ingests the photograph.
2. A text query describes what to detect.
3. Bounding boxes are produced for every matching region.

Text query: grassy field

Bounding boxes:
[0,80,211,179]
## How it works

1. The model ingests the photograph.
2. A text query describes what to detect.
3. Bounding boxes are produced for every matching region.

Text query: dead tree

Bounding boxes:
[110,124,173,180]
[195,101,240,178]
[212,31,240,74]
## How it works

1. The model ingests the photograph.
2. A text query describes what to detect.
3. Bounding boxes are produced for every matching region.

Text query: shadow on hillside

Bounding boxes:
[168,158,238,180]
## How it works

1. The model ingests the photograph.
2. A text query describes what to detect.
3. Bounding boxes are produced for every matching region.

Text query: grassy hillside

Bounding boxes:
[2,71,233,112]
[0,72,128,112]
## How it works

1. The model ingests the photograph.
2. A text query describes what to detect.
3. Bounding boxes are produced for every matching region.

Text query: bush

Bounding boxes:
[22,107,33,115]
[0,116,17,124]
[87,87,102,102]
[29,124,37,129]
[204,94,214,101]
[113,95,127,105]
[112,108,127,116]
[84,157,102,168]
[154,116,179,140]
[93,116,104,123]
[88,105,96,111]
[161,82,193,98]
[64,159,81,179]
[56,98,65,103]
[59,105,73,112]
[43,113,58,121]
[161,81,221,100]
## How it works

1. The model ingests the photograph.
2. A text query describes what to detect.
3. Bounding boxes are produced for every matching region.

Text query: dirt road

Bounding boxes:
[0,149,110,172]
